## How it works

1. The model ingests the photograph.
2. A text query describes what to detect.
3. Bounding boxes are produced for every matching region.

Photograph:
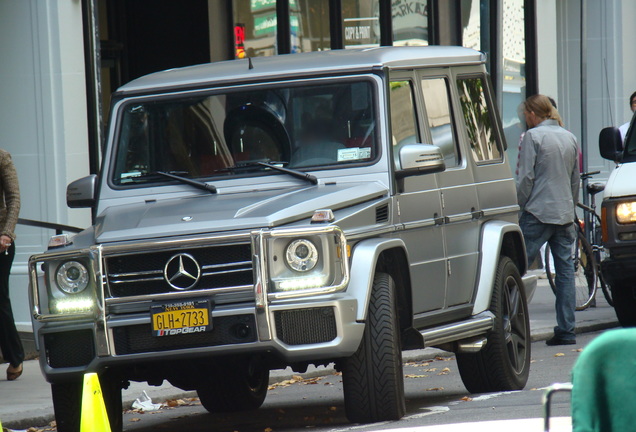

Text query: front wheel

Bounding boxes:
[457,256,530,393]
[611,281,636,327]
[545,231,597,310]
[341,272,405,423]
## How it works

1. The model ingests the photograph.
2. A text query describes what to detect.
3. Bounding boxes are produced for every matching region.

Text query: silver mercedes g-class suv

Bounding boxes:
[29,46,535,431]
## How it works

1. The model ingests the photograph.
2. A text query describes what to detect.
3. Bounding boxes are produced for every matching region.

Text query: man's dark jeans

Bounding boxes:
[520,212,576,340]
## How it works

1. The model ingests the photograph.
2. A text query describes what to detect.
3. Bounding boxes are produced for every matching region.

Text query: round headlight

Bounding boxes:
[285,239,318,272]
[56,261,89,294]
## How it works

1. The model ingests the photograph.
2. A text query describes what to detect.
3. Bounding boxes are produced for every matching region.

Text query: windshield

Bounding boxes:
[112,80,378,186]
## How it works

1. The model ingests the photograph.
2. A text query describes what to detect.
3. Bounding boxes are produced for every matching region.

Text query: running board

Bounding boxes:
[419,311,495,349]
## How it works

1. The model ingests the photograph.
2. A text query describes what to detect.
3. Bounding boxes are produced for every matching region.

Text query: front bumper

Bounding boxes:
[36,294,364,383]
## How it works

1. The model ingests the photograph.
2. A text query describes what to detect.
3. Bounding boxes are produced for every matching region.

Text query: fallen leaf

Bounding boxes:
[554,353,565,357]
[265,428,274,432]
[572,348,583,352]
[437,367,451,376]
[460,396,473,401]
[405,374,429,378]
[130,418,141,422]
[329,406,338,411]
[424,368,437,372]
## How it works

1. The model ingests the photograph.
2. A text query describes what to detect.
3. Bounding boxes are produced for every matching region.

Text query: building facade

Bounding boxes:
[1,0,634,335]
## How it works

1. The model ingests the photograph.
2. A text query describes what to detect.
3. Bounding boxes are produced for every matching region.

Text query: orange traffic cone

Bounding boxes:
[80,373,111,432]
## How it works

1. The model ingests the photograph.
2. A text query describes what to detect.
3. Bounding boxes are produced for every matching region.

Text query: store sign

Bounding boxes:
[344,17,379,47]
[392,0,428,44]
[254,13,277,36]
[253,13,300,37]
[251,0,297,12]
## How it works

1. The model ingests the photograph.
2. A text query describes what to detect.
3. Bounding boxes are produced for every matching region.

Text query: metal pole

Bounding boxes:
[581,0,589,202]
[580,0,591,243]
[83,0,103,170]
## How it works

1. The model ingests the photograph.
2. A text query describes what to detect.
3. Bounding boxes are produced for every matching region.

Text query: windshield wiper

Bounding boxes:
[216,161,318,185]
[255,161,318,185]
[155,171,217,193]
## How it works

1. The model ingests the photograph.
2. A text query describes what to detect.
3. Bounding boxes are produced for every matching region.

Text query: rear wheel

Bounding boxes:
[457,256,530,393]
[197,356,269,413]
[545,231,597,310]
[52,373,123,432]
[341,272,405,423]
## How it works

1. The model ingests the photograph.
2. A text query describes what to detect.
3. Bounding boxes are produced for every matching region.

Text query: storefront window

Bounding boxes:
[461,0,482,51]
[342,0,380,48]
[291,0,330,52]
[392,0,429,46]
[233,0,285,57]
[501,0,527,177]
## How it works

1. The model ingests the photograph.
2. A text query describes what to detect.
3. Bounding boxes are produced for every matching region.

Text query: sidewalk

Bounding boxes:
[0,277,618,430]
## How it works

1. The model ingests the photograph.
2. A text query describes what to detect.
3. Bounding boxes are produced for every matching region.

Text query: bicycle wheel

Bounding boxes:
[545,230,597,311]
[598,272,613,306]
[592,217,614,306]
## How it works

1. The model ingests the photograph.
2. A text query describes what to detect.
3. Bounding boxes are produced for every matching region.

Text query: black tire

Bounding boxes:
[611,281,636,327]
[197,356,269,413]
[52,373,123,432]
[341,272,405,423]
[457,256,530,393]
[545,230,597,310]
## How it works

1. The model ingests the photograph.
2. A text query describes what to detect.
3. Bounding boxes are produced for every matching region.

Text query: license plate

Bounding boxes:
[150,299,211,337]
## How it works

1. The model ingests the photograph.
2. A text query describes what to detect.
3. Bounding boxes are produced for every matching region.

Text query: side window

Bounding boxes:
[456,76,503,163]
[389,80,419,170]
[421,78,459,167]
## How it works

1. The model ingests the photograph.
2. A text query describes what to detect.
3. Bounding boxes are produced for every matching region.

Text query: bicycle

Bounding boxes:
[544,171,613,310]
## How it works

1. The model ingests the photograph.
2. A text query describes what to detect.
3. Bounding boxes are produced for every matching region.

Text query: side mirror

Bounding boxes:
[67,175,97,208]
[599,127,623,162]
[396,144,446,179]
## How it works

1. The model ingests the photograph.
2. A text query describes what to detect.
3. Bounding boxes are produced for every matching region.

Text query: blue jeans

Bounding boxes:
[520,212,576,340]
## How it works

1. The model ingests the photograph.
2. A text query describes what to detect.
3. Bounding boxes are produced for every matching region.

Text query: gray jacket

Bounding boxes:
[516,119,580,225]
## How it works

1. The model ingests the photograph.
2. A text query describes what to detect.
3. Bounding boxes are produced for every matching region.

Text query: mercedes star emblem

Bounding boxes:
[164,253,201,290]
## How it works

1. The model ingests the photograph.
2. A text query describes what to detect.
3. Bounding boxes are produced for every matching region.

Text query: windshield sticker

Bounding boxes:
[337,147,371,162]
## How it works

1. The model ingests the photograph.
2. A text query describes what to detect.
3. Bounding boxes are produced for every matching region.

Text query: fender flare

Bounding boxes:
[472,220,528,315]
[347,237,408,322]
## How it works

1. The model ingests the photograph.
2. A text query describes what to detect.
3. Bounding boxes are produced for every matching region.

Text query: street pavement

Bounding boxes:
[0,275,618,430]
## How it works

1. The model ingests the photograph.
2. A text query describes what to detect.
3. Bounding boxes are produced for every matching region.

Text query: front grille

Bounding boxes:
[45,330,95,368]
[275,307,337,345]
[105,243,253,298]
[113,314,257,355]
